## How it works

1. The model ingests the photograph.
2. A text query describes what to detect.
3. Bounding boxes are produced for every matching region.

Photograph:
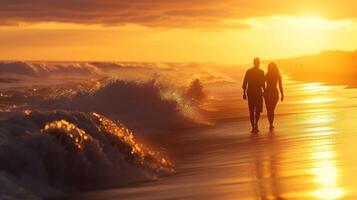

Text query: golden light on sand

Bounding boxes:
[307,127,335,133]
[312,159,337,187]
[302,98,336,104]
[305,127,336,137]
[301,83,331,93]
[305,114,335,125]
[308,132,345,199]
[298,83,337,104]
[310,154,345,200]
[313,188,345,200]
[297,83,336,105]
[302,81,346,200]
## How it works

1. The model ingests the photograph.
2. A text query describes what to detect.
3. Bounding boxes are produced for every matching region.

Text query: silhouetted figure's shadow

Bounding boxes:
[250,132,286,200]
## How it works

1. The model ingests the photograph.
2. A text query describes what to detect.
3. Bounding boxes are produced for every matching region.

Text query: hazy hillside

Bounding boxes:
[275,50,357,87]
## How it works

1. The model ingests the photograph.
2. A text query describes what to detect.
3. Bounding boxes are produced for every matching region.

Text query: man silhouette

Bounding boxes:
[242,57,265,133]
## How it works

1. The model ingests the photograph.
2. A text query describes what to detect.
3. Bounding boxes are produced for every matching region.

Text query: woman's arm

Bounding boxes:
[279,77,284,101]
[242,72,248,99]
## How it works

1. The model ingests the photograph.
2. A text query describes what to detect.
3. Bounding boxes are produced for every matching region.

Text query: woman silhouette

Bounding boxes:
[264,63,284,130]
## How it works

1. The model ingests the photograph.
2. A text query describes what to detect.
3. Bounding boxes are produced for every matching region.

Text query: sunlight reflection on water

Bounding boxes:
[301,83,345,199]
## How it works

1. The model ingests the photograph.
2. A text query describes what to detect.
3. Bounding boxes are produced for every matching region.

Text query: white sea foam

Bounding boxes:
[0,62,101,77]
[0,110,173,199]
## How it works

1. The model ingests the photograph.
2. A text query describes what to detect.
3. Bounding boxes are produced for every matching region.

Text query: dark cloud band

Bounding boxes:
[0,0,355,28]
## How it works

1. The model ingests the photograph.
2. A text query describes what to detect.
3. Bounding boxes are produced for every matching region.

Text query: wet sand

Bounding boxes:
[59,76,357,200]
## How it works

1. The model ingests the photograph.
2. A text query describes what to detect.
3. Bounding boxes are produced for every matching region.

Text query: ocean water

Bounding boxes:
[0,61,357,200]
[0,61,231,199]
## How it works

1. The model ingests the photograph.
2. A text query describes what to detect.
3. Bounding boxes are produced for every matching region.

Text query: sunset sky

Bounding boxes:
[1,0,357,64]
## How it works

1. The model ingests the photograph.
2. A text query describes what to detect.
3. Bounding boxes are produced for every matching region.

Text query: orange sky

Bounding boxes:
[0,0,357,64]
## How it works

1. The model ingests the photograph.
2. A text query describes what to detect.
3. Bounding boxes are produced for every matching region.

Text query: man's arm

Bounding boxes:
[261,72,266,92]
[242,72,248,100]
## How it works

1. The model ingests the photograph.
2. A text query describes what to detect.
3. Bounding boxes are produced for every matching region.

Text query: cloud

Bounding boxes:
[0,0,356,29]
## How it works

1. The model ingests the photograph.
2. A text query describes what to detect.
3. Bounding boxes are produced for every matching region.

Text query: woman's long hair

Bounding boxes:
[266,62,281,80]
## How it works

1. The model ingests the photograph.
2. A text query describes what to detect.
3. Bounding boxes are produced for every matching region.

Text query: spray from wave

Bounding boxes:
[0,110,173,199]
[0,78,208,133]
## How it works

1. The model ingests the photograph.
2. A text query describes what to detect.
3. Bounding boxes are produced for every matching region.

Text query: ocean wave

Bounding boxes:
[85,80,205,130]
[0,110,173,199]
[0,78,206,134]
[0,61,101,77]
[184,78,207,103]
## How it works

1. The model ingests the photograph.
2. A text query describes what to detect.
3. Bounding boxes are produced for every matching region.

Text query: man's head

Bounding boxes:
[253,57,260,68]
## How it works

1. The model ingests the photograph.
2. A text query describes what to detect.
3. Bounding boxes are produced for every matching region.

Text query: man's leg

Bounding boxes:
[249,111,255,130]
[255,96,263,132]
[255,111,261,131]
[248,97,255,131]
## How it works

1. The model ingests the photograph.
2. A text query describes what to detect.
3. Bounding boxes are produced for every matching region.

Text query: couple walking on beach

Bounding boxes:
[242,57,284,133]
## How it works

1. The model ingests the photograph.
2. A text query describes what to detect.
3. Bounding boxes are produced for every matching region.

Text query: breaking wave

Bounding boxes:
[1,78,206,133]
[61,79,203,133]
[0,110,173,199]
[0,61,101,77]
[184,78,207,103]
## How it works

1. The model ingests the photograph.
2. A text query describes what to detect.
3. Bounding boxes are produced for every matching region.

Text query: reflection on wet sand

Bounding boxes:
[300,82,344,200]
[308,126,344,199]
[250,80,346,200]
[251,133,285,200]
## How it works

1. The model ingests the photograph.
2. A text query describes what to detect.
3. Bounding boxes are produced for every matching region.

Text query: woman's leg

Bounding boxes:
[267,100,278,128]
[265,97,274,127]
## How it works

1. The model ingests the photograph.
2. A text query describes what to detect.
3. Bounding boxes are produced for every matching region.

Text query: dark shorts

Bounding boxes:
[247,94,263,113]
